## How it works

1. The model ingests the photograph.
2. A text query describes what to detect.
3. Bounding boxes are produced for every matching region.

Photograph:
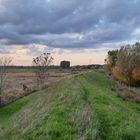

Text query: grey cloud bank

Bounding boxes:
[0,0,140,54]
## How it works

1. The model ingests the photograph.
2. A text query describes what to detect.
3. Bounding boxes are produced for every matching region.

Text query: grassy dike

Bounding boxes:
[0,70,140,140]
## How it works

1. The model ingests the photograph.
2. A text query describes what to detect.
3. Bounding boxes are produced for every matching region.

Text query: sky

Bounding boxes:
[0,0,140,66]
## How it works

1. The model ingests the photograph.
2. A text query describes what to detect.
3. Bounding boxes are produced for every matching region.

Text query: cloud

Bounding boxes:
[0,0,140,53]
[0,45,11,53]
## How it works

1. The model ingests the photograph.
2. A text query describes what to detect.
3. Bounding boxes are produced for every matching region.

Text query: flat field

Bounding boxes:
[3,68,71,103]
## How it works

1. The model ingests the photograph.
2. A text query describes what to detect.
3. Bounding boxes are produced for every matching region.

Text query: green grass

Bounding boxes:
[0,70,140,140]
[0,96,31,124]
[75,71,140,140]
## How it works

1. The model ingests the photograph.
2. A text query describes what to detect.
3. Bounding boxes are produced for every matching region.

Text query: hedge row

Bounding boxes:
[105,42,140,85]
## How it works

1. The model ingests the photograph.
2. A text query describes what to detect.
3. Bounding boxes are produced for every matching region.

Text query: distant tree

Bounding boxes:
[60,61,70,68]
[0,56,12,105]
[33,53,53,87]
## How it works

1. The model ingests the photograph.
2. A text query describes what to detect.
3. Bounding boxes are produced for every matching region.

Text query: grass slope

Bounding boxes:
[0,96,31,124]
[0,70,140,140]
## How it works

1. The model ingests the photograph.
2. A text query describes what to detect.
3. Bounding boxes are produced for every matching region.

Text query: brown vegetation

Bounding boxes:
[33,53,53,87]
[1,71,72,106]
[105,42,140,85]
[118,91,140,104]
[0,56,12,105]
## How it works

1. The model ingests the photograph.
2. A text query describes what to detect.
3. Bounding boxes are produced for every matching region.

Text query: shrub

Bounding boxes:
[105,42,140,85]
[33,53,53,87]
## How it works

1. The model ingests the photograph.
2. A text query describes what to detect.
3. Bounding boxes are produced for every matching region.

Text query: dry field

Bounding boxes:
[3,72,71,104]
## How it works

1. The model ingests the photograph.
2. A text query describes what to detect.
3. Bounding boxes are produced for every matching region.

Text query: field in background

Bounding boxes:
[0,70,140,140]
[3,68,72,104]
[3,66,98,104]
[8,67,71,73]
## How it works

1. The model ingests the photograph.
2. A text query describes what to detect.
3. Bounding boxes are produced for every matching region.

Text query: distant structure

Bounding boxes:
[60,61,70,68]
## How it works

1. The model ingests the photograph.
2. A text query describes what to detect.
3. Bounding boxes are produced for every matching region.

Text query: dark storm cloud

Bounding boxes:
[0,0,140,52]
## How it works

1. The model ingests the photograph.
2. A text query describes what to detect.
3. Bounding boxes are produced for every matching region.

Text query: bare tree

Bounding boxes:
[33,53,53,87]
[0,56,12,105]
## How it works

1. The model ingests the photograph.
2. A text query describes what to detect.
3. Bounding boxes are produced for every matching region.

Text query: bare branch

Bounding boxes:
[33,53,53,87]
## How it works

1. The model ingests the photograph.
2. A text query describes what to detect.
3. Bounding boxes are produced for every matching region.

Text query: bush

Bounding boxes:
[105,42,140,85]
[33,53,53,87]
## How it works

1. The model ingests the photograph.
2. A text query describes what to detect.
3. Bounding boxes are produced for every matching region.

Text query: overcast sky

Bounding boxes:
[0,0,140,65]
